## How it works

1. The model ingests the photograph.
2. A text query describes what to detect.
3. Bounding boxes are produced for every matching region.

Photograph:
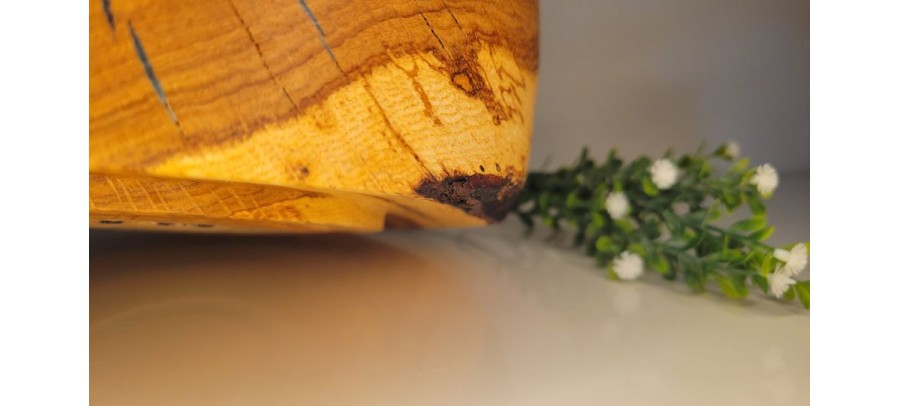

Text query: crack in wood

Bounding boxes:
[128,22,183,134]
[102,0,115,30]
[228,0,302,115]
[415,4,447,53]
[297,0,346,75]
[439,0,464,32]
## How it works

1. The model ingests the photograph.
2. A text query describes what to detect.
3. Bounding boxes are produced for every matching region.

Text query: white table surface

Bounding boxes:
[90,175,810,406]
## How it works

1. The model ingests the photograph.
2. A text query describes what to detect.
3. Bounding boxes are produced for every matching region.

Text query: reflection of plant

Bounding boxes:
[511,143,810,309]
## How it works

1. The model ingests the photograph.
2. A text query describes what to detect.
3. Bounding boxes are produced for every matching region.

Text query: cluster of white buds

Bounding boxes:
[513,141,808,308]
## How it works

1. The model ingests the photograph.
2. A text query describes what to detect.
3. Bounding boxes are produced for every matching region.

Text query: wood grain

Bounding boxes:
[90,0,538,233]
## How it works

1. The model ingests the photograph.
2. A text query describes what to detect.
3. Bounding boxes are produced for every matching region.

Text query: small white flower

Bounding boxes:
[605,192,630,220]
[774,244,808,276]
[613,251,644,280]
[724,142,741,159]
[767,269,797,298]
[750,163,779,197]
[650,159,678,190]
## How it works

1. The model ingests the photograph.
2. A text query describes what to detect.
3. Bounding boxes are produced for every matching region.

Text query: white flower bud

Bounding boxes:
[773,243,809,276]
[767,269,797,298]
[613,251,644,280]
[750,163,779,197]
[724,142,740,159]
[650,159,678,190]
[605,192,629,220]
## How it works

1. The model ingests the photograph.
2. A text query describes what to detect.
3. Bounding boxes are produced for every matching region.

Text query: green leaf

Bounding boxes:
[730,216,767,233]
[614,219,635,233]
[682,231,704,251]
[594,236,617,254]
[594,251,614,266]
[684,272,705,293]
[743,251,764,268]
[699,161,714,177]
[642,177,659,197]
[795,280,810,309]
[702,252,724,262]
[662,210,683,236]
[721,249,744,264]
[686,210,712,226]
[592,184,608,200]
[640,219,662,240]
[749,226,775,241]
[565,192,579,210]
[783,286,796,302]
[590,212,606,229]
[627,242,647,257]
[729,158,750,173]
[648,250,671,274]
[741,169,756,185]
[706,206,722,222]
[722,188,742,210]
[697,235,723,257]
[679,253,702,274]
[538,193,551,211]
[662,269,677,280]
[541,215,554,227]
[607,267,619,280]
[716,274,749,299]
[746,193,766,215]
[759,254,776,276]
[713,144,728,159]
[751,274,769,293]
[576,147,590,168]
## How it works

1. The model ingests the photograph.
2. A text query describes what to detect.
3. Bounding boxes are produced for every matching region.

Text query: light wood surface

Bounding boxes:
[90,0,538,232]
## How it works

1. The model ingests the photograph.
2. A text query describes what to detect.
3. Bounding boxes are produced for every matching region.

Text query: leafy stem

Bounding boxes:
[510,143,810,308]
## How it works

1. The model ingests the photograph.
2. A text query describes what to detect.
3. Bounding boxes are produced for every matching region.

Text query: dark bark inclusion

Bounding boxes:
[415,174,522,222]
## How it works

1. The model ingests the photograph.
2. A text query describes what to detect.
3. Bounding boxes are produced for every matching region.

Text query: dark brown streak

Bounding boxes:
[421,12,447,51]
[386,55,442,126]
[228,0,302,115]
[440,0,463,32]
[236,7,534,87]
[414,3,447,54]
[360,77,427,169]
[112,4,534,155]
[412,78,441,126]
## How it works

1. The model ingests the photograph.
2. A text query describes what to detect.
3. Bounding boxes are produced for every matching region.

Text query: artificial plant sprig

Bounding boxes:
[511,143,810,308]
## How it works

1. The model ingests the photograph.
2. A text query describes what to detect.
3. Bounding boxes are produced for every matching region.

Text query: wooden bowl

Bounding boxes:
[90,0,538,233]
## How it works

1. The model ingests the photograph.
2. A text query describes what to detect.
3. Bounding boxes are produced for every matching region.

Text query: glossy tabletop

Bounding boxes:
[90,175,810,405]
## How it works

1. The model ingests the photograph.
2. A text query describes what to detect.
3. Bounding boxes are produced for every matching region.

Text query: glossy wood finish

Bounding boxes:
[90,0,538,232]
